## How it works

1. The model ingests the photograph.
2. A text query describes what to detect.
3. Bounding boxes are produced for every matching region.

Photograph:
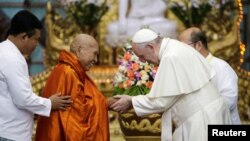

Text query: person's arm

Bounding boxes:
[132,95,180,116]
[4,57,50,116]
[110,94,180,116]
[216,65,238,111]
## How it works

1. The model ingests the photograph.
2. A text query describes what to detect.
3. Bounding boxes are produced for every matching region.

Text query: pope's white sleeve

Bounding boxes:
[4,58,51,117]
[132,95,180,117]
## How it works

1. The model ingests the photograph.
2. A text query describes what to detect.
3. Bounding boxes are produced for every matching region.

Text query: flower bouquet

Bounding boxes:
[112,43,161,139]
[113,43,158,96]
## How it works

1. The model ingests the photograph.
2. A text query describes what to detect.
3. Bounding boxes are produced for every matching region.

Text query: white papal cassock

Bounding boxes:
[132,38,232,141]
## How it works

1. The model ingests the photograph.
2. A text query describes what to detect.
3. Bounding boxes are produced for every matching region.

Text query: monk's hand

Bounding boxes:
[110,95,132,113]
[49,93,72,110]
[107,97,120,110]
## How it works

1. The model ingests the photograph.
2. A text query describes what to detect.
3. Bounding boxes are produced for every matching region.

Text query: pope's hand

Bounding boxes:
[49,93,72,110]
[110,95,132,113]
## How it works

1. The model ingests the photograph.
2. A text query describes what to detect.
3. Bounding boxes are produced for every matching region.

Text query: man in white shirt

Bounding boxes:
[0,10,72,141]
[178,27,241,124]
[110,29,231,141]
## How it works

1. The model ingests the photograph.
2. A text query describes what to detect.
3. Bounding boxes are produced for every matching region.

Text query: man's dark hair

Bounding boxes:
[190,30,208,50]
[8,10,42,37]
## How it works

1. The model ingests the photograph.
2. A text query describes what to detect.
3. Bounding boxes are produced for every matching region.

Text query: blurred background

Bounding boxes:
[0,0,249,140]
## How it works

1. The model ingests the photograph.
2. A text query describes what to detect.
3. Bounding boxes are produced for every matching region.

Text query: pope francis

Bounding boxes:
[110,29,232,141]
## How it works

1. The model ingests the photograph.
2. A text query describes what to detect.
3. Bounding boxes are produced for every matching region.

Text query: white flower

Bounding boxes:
[191,0,202,8]
[208,0,228,9]
[138,61,147,66]
[125,43,132,49]
[172,1,186,10]
[208,0,216,5]
[87,0,106,6]
[130,54,139,61]
[130,80,135,86]
[118,65,127,73]
[141,74,149,81]
[58,0,102,7]
[136,81,142,86]
[114,72,125,86]
[58,0,79,6]
[141,80,146,85]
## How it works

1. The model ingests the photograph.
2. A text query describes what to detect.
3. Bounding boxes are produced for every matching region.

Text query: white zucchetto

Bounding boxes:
[131,29,158,43]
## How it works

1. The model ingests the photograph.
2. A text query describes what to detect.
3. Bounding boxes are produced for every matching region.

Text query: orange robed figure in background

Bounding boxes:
[35,34,110,141]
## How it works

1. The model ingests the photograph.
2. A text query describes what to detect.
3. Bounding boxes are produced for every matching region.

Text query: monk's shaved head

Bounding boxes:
[70,34,98,53]
[69,34,99,70]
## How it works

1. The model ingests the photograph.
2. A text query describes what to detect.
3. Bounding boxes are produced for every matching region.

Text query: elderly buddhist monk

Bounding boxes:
[35,34,110,141]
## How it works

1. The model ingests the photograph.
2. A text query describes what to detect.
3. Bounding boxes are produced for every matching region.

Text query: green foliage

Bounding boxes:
[113,86,150,96]
[66,0,109,31]
[168,0,235,28]
[170,2,212,27]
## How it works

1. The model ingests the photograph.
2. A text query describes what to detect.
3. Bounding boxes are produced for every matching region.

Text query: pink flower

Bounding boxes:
[113,43,158,95]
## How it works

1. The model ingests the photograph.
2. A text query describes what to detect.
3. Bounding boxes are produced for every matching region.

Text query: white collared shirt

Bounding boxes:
[0,40,51,141]
[206,53,241,124]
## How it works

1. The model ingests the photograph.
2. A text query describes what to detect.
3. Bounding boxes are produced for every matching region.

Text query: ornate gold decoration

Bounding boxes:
[31,0,250,125]
[31,67,54,95]
[121,119,161,133]
[124,136,160,141]
[44,0,119,67]
[44,1,80,68]
[119,110,161,141]
[201,2,236,42]
[203,0,250,123]
[120,113,134,118]
[31,1,118,95]
[98,0,118,65]
[86,65,117,97]
[120,110,161,119]
[235,0,250,124]
[207,20,239,63]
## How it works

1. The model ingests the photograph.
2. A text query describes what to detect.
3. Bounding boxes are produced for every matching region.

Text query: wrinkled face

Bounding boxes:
[22,29,41,55]
[77,44,99,71]
[132,43,158,64]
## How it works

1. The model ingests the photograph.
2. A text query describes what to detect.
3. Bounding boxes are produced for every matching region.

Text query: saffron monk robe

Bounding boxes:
[35,34,110,141]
